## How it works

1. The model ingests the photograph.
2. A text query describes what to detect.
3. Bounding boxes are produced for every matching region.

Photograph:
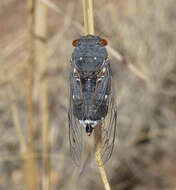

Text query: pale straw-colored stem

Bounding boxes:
[11,103,27,153]
[9,83,38,190]
[11,101,39,190]
[27,0,36,156]
[35,0,51,189]
[27,0,39,189]
[94,125,111,190]
[82,0,95,35]
[82,1,112,190]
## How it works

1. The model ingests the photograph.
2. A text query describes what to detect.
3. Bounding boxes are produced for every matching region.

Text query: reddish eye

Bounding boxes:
[100,38,108,46]
[72,39,79,46]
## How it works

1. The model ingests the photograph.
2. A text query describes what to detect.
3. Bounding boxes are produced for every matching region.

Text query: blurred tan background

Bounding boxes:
[0,0,176,189]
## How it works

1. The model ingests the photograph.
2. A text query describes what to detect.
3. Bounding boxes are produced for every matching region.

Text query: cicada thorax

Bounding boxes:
[71,55,111,133]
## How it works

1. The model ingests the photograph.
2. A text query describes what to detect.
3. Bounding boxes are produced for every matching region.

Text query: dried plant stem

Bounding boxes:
[27,0,39,189]
[83,0,95,34]
[94,126,111,190]
[11,103,27,153]
[35,0,51,189]
[27,0,36,153]
[82,1,111,190]
[11,102,39,190]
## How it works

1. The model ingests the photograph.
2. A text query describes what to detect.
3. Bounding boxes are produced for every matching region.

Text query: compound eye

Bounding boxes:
[100,38,108,46]
[72,39,79,46]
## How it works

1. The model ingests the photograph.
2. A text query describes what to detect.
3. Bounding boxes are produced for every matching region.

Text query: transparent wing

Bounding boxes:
[68,88,83,166]
[100,92,117,164]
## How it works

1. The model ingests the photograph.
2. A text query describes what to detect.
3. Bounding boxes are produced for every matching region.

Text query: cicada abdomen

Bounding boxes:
[68,35,117,166]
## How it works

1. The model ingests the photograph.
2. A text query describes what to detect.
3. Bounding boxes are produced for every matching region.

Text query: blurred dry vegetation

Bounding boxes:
[0,0,176,189]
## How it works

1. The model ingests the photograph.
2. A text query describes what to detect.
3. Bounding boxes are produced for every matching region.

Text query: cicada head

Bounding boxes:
[71,35,108,76]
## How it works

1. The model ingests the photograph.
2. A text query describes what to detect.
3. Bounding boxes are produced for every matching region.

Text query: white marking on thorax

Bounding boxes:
[102,67,106,73]
[79,120,98,128]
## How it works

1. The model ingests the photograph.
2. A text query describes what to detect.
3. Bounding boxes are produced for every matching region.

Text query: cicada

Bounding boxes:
[68,35,117,166]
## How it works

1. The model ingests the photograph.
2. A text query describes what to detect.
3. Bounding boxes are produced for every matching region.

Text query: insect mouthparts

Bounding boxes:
[86,124,93,136]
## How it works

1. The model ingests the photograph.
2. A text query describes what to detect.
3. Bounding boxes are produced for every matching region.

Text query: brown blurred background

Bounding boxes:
[0,0,176,189]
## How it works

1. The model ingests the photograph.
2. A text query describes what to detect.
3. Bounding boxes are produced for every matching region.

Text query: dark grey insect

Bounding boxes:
[68,35,117,166]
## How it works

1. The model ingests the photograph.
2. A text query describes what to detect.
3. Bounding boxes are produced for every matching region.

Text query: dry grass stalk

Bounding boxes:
[27,0,35,151]
[11,102,39,190]
[94,126,111,190]
[83,0,95,35]
[27,0,39,189]
[11,103,27,153]
[82,1,111,190]
[35,0,51,189]
[9,86,39,190]
[40,0,61,13]
[11,103,31,190]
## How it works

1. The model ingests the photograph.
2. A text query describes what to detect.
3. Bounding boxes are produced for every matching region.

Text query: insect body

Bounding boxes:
[68,35,117,166]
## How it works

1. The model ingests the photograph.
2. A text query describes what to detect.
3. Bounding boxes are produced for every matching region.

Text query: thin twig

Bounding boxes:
[27,0,39,189]
[127,62,152,85]
[83,0,95,34]
[27,0,35,155]
[11,101,38,190]
[82,1,112,190]
[35,0,51,189]
[11,103,27,153]
[40,0,61,13]
[94,126,111,190]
